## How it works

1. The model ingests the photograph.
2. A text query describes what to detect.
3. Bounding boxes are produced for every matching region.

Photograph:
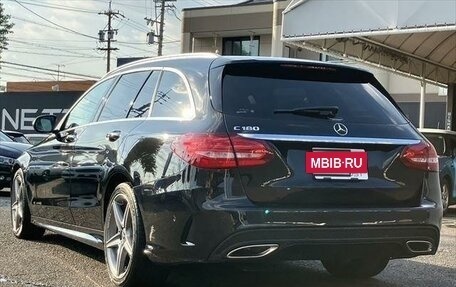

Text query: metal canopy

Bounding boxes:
[282,0,456,86]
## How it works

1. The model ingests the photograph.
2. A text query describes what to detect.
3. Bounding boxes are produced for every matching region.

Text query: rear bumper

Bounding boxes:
[207,225,439,262]
[140,195,442,264]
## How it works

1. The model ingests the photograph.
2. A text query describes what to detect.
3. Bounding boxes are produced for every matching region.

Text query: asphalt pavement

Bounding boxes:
[0,190,454,287]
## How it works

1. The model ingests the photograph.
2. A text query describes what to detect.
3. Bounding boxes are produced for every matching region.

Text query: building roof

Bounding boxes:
[6,80,96,92]
[183,0,275,11]
[282,0,456,86]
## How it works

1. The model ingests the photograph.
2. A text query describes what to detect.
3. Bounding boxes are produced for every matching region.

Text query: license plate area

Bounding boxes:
[306,148,368,181]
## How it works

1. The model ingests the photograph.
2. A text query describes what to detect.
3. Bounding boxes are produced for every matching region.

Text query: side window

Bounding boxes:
[65,78,115,129]
[151,71,193,119]
[98,71,151,122]
[128,71,161,118]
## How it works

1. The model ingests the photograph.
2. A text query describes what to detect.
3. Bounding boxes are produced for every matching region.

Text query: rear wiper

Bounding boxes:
[273,106,339,119]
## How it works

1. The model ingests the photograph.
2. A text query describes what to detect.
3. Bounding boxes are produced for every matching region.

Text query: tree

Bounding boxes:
[0,0,13,55]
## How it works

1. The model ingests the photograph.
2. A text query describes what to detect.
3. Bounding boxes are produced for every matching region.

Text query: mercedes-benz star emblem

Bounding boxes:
[333,123,348,136]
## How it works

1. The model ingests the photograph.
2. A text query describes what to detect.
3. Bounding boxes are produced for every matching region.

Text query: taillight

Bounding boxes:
[171,133,273,169]
[400,141,439,172]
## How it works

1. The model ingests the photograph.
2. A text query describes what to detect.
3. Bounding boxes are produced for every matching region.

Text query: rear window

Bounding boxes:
[222,63,407,125]
[0,132,13,142]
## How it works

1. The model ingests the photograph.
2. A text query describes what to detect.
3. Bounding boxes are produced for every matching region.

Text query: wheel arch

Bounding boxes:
[10,164,26,194]
[440,173,454,207]
[102,167,133,222]
[442,173,455,204]
[10,163,21,187]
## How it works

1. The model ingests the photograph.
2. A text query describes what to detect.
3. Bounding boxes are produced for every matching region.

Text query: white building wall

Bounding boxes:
[192,37,222,53]
[388,74,439,95]
[259,35,272,56]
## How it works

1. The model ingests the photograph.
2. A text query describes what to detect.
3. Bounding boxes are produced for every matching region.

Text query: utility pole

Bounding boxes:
[56,64,65,81]
[98,1,121,72]
[157,0,166,56]
[147,0,176,56]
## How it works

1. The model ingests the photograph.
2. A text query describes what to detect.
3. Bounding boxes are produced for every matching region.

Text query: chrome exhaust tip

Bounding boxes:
[227,244,279,259]
[406,240,433,253]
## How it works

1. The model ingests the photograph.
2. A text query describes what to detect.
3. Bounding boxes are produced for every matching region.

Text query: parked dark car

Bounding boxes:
[2,130,31,144]
[0,131,31,191]
[26,135,48,145]
[420,128,456,213]
[11,54,442,286]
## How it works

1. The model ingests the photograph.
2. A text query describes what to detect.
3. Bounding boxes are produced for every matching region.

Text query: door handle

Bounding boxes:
[106,130,121,142]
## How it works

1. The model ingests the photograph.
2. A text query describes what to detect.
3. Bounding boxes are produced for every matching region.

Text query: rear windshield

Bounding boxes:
[222,63,407,125]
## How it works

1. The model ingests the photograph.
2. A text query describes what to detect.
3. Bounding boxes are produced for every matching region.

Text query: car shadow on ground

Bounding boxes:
[164,259,456,287]
[165,262,387,287]
[40,233,105,263]
[0,190,10,197]
[35,232,456,287]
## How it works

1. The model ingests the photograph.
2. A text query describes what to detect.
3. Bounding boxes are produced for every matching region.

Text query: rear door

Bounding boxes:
[69,70,159,230]
[217,62,425,208]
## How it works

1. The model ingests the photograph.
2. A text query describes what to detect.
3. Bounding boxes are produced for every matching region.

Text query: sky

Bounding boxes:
[0,0,242,85]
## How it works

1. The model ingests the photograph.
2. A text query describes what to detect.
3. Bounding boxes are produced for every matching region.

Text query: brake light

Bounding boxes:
[171,134,273,169]
[400,141,439,172]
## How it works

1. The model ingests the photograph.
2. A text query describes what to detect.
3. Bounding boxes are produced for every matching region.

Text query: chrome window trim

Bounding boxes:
[238,133,421,145]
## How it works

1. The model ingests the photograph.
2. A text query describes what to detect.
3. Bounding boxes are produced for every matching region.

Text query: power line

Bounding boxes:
[0,71,55,81]
[12,0,98,40]
[9,39,100,58]
[1,64,97,81]
[5,49,103,58]
[0,61,101,79]
[5,0,98,14]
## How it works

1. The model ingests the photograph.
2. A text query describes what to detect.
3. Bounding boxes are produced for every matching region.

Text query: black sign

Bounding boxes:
[117,57,148,67]
[0,91,82,134]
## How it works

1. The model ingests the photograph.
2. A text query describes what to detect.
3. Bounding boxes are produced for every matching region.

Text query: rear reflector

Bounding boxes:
[400,141,438,172]
[171,134,273,169]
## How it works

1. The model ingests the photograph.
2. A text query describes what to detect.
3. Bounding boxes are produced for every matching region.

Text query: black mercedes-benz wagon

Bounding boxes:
[11,54,442,286]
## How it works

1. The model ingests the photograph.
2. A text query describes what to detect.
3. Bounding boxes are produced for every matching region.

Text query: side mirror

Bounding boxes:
[33,115,57,134]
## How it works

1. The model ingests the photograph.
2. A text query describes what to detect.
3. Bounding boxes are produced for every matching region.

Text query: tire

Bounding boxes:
[11,169,45,240]
[104,183,167,287]
[441,179,450,215]
[321,256,389,278]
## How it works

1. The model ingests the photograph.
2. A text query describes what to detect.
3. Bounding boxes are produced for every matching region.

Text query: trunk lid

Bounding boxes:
[216,61,425,207]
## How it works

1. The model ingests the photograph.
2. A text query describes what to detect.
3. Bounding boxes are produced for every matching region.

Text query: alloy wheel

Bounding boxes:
[105,194,134,279]
[11,175,24,234]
